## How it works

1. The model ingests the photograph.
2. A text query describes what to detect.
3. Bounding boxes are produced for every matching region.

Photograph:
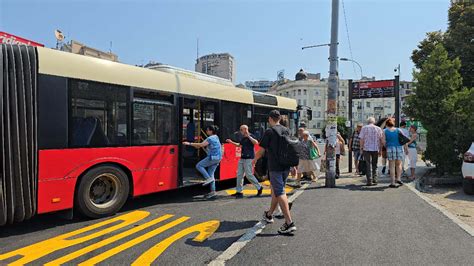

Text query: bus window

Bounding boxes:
[69,80,129,147]
[132,90,175,145]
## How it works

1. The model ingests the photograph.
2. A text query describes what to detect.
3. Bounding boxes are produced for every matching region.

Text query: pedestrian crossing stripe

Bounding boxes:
[225,181,294,195]
[225,188,294,196]
[0,211,220,266]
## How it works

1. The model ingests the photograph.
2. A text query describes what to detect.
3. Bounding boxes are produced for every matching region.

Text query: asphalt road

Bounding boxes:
[2,156,473,265]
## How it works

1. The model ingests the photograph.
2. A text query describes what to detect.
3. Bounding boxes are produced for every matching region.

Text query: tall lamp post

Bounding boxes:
[340,58,364,123]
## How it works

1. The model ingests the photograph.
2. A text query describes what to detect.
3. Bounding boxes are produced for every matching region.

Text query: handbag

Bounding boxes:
[398,129,410,145]
[309,147,320,160]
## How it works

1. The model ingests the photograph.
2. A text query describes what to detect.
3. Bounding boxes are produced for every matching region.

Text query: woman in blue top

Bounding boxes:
[382,118,404,188]
[183,125,222,199]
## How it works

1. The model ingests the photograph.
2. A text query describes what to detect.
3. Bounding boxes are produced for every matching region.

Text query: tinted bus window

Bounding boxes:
[132,89,176,145]
[221,102,251,142]
[69,80,129,147]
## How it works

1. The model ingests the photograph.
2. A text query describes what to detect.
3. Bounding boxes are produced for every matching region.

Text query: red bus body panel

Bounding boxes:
[220,143,240,180]
[37,145,178,214]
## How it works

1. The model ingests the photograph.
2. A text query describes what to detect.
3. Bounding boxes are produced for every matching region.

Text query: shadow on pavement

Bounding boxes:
[0,179,239,237]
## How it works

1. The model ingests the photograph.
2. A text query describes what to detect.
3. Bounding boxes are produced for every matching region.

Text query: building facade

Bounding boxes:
[270,69,413,137]
[195,53,236,83]
[61,40,118,62]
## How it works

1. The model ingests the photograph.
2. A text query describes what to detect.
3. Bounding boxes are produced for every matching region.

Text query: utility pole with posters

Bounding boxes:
[325,0,339,188]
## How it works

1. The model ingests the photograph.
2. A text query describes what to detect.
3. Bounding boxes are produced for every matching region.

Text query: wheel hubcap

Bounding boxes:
[88,173,120,209]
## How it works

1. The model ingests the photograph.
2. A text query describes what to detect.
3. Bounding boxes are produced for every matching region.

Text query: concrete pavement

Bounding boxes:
[227,170,474,265]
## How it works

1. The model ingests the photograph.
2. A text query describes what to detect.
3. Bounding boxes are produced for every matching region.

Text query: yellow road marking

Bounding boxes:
[45,214,174,266]
[225,188,293,196]
[77,216,190,266]
[0,211,149,266]
[132,220,220,266]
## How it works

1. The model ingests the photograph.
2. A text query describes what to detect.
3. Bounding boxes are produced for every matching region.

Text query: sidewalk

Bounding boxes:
[226,165,474,265]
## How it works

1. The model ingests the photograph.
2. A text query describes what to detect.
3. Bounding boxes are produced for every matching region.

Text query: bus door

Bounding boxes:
[179,97,219,187]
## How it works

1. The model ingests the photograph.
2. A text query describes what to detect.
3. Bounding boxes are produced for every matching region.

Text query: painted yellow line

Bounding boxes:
[0,211,149,266]
[77,216,190,266]
[225,188,293,196]
[45,214,174,266]
[132,220,220,265]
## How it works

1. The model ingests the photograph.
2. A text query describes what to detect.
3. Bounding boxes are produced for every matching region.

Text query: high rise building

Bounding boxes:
[195,53,235,83]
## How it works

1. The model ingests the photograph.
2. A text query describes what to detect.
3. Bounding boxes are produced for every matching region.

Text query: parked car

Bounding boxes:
[462,142,474,195]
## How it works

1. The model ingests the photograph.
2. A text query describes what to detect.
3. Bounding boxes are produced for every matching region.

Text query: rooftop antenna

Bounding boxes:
[109,41,113,53]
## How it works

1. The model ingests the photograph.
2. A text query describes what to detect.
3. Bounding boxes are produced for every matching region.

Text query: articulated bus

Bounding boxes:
[0,44,297,225]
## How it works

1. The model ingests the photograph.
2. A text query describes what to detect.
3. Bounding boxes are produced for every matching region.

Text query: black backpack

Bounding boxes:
[271,126,301,167]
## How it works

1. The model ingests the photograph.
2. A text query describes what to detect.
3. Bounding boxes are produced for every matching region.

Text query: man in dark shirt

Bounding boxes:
[253,110,296,234]
[226,125,263,198]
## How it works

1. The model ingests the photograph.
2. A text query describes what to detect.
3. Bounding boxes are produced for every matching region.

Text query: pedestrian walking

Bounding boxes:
[399,121,410,177]
[359,117,384,186]
[226,125,263,198]
[349,123,363,175]
[295,130,321,187]
[183,125,222,199]
[406,125,418,180]
[382,118,404,188]
[253,110,297,234]
[335,132,345,179]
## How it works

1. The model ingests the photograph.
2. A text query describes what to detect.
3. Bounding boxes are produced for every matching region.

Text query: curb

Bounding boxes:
[406,182,474,237]
[208,182,311,266]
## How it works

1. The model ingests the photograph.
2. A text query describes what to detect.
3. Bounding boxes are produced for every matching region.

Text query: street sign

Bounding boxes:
[352,80,395,99]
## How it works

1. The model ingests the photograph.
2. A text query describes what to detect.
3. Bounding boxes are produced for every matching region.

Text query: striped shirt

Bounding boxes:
[359,124,383,152]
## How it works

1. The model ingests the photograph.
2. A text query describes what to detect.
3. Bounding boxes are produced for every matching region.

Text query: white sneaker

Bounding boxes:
[262,211,274,223]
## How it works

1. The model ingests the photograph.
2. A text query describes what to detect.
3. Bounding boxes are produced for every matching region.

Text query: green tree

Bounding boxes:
[411,31,444,70]
[406,44,463,174]
[445,2,474,88]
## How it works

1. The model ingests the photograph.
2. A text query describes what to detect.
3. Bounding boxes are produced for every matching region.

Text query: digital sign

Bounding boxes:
[352,80,395,99]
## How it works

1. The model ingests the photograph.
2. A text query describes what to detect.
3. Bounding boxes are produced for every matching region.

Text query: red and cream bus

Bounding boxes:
[0,44,297,225]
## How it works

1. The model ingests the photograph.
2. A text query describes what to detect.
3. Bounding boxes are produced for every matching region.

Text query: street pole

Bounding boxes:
[348,79,353,173]
[325,0,339,188]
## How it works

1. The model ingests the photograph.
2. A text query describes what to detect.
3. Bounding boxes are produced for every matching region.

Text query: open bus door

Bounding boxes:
[179,97,219,187]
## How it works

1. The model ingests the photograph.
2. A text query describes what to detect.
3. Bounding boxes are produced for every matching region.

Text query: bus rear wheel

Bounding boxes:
[75,165,130,218]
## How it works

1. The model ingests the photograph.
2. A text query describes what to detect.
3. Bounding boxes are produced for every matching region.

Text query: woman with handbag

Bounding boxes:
[295,131,321,187]
[382,118,404,188]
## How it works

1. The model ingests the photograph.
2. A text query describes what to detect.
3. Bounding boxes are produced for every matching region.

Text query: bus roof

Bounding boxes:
[37,47,297,110]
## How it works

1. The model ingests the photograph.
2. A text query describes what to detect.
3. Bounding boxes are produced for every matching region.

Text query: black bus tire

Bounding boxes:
[463,179,474,195]
[75,165,130,218]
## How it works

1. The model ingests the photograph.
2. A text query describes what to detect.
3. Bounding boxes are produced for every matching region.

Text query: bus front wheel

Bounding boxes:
[75,165,130,218]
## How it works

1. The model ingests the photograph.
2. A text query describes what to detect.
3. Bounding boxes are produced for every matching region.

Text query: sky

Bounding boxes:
[1,0,450,84]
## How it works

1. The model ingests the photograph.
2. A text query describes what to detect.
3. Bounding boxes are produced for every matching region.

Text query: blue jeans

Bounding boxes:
[236,159,262,193]
[196,156,220,192]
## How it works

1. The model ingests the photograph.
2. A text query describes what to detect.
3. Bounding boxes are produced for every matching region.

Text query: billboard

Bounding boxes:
[352,79,395,99]
[0,31,44,47]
